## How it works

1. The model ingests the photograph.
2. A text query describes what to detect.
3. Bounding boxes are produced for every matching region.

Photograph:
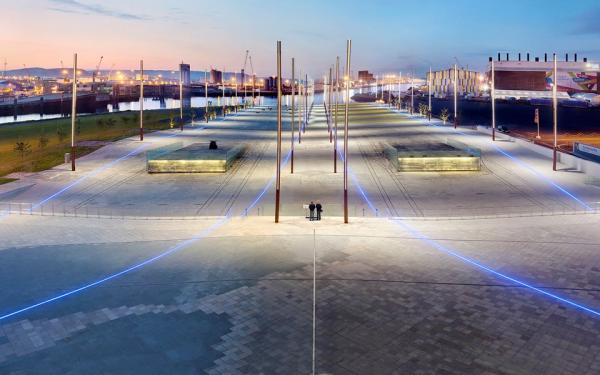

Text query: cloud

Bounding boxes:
[48,0,150,20]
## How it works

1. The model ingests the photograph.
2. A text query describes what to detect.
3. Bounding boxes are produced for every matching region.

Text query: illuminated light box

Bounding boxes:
[383,140,481,172]
[147,142,245,173]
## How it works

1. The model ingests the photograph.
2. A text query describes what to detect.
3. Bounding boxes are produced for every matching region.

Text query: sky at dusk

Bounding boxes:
[3,0,600,77]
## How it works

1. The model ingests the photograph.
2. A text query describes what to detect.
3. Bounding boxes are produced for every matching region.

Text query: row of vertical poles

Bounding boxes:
[273,40,351,224]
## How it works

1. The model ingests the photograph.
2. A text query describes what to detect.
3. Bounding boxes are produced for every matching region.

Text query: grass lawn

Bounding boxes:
[0,107,213,178]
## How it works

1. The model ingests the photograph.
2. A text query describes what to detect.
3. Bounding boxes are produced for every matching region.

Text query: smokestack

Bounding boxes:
[497,53,501,62]
[535,57,539,62]
[488,57,493,62]
[566,53,569,62]
[544,53,547,62]
[574,53,578,62]
[527,53,530,61]
[518,53,521,61]
[584,57,588,63]
[506,53,509,61]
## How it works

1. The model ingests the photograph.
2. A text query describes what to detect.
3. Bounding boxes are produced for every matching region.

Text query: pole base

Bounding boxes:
[71,146,76,171]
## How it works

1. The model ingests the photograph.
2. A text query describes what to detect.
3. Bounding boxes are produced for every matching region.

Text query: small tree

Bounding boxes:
[106,118,117,128]
[121,115,130,124]
[419,103,428,116]
[14,141,32,159]
[169,112,175,128]
[440,108,449,124]
[96,118,105,128]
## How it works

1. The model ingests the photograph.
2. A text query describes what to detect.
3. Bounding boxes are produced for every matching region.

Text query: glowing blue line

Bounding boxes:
[0,217,227,321]
[399,110,592,211]
[0,109,286,322]
[342,124,600,317]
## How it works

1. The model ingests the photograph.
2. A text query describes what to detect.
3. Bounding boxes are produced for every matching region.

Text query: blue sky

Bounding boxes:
[3,0,600,76]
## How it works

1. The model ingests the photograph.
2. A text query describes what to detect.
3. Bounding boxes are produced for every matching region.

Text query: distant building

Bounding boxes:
[180,63,191,86]
[427,68,484,97]
[491,60,600,94]
[210,69,222,84]
[358,70,375,83]
[264,76,277,91]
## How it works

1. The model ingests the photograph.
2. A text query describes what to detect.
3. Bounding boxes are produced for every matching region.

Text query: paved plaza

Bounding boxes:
[1,103,600,373]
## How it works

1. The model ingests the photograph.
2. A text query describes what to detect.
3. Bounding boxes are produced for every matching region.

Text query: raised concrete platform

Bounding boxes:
[384,139,481,171]
[146,142,246,173]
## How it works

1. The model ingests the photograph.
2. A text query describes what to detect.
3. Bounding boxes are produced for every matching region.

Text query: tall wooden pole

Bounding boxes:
[179,63,184,131]
[291,57,295,174]
[205,70,209,122]
[222,70,226,117]
[553,53,558,171]
[304,73,308,133]
[491,58,496,141]
[298,70,302,144]
[453,63,458,129]
[428,66,432,121]
[343,40,351,224]
[139,59,144,141]
[71,53,77,171]
[334,57,339,173]
[275,41,282,223]
[329,66,333,142]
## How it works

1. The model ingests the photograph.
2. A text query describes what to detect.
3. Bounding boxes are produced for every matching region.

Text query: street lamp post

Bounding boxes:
[275,41,282,223]
[343,40,351,224]
[71,53,77,171]
[139,59,144,140]
[552,53,558,171]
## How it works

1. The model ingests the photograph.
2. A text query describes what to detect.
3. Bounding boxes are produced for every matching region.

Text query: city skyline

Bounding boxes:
[3,0,600,76]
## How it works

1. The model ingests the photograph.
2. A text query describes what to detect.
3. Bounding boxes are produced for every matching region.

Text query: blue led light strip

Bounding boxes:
[0,109,287,322]
[341,108,600,318]
[415,112,592,211]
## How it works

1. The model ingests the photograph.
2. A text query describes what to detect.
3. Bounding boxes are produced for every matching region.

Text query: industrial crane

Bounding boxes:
[242,50,255,100]
[92,56,103,86]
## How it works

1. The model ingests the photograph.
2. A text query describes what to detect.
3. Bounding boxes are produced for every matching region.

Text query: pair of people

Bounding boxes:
[308,201,323,221]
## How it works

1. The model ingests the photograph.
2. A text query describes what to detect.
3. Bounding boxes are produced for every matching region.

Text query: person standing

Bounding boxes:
[309,201,316,221]
[316,202,322,221]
